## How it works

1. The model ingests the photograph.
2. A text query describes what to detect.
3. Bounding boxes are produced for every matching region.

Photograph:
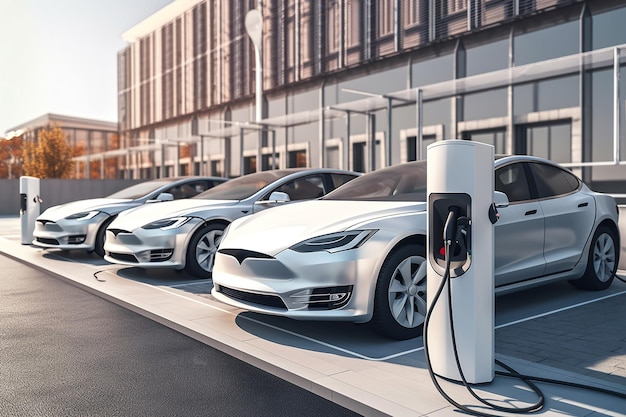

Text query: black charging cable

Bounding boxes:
[423,235,545,416]
[423,208,626,416]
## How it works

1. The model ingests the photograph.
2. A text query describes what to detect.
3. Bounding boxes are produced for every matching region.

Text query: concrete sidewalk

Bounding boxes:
[1,215,625,417]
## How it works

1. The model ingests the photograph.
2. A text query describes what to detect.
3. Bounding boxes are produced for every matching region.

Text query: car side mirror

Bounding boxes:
[493,191,509,208]
[267,191,290,203]
[148,192,174,203]
[259,191,291,203]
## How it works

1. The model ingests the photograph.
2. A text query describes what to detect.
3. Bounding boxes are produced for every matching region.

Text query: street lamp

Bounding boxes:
[245,8,263,123]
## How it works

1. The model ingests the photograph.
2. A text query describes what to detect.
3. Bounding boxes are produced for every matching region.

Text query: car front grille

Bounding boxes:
[36,237,59,245]
[108,252,138,263]
[215,285,287,310]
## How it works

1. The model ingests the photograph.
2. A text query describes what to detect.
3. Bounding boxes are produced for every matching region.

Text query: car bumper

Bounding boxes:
[103,219,201,269]
[32,215,107,251]
[211,246,382,322]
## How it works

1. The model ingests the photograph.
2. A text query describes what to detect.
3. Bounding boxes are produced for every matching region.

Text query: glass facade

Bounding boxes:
[112,0,626,194]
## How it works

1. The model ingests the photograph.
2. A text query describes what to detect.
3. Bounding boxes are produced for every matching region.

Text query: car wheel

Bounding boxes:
[185,223,227,278]
[570,225,618,291]
[93,216,115,258]
[370,244,427,340]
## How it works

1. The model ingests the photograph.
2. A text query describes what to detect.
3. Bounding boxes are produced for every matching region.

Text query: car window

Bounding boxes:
[193,170,294,200]
[106,180,174,199]
[166,180,211,199]
[273,175,325,201]
[495,163,532,203]
[323,161,427,201]
[330,173,358,189]
[528,162,580,198]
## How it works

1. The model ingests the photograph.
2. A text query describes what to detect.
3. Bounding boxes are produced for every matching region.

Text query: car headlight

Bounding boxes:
[142,217,190,230]
[290,230,376,253]
[65,211,100,221]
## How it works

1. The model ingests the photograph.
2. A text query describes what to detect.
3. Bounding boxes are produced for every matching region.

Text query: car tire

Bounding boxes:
[370,244,427,340]
[93,216,116,258]
[185,222,227,278]
[569,225,618,291]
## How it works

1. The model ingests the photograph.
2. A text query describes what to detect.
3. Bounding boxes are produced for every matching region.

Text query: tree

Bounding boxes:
[0,134,23,178]
[23,124,73,178]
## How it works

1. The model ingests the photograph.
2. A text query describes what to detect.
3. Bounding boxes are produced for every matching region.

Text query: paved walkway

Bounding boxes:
[1,216,625,416]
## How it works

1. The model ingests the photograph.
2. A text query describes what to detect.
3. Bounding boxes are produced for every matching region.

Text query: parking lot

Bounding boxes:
[2,215,625,416]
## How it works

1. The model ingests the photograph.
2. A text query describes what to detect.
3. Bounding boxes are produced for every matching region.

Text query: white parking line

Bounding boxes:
[102,269,626,362]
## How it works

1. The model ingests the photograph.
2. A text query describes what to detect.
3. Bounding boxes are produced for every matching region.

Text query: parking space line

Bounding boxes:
[495,289,626,329]
[100,269,626,362]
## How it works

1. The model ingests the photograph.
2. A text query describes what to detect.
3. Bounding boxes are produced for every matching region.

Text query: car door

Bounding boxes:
[494,162,546,286]
[528,162,596,275]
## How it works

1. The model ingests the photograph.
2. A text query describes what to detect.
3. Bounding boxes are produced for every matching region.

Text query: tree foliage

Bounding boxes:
[0,135,23,178]
[23,124,73,178]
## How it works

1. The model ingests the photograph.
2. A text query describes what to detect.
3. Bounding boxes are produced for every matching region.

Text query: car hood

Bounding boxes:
[111,198,239,229]
[220,200,426,255]
[37,198,134,221]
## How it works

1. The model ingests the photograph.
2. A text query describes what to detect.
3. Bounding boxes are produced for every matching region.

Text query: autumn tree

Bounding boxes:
[0,134,23,178]
[23,124,73,178]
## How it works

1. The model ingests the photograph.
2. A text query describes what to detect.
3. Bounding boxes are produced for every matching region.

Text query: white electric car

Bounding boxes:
[211,156,620,340]
[103,168,360,277]
[32,176,227,257]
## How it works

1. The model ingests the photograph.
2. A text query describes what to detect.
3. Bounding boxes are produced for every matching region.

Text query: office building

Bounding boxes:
[108,0,624,194]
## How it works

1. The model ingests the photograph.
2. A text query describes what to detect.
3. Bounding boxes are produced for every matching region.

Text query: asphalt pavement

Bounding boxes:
[0,254,361,417]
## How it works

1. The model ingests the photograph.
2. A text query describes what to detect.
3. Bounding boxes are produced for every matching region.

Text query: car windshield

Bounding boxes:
[323,161,427,202]
[193,170,298,200]
[107,179,174,199]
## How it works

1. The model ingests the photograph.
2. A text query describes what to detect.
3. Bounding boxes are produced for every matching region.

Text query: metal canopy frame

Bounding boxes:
[76,44,625,177]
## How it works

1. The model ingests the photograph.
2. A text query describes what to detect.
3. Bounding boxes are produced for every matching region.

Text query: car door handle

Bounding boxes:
[578,202,589,208]
[525,209,537,216]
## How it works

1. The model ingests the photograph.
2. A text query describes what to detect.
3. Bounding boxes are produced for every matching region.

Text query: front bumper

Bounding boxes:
[211,246,381,322]
[32,214,108,251]
[103,219,202,269]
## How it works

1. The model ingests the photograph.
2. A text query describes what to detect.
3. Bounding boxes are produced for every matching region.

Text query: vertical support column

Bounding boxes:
[416,88,423,160]
[345,110,352,170]
[614,47,621,164]
[386,98,392,168]
[239,128,245,176]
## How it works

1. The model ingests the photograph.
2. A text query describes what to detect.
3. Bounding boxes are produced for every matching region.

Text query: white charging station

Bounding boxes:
[425,140,495,384]
[19,176,41,245]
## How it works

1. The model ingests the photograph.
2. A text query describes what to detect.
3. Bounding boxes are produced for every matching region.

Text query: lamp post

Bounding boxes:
[245,8,263,123]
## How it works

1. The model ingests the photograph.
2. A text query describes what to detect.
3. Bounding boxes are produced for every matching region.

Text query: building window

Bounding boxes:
[326,144,340,169]
[439,0,467,18]
[326,0,340,53]
[211,160,223,177]
[514,21,578,66]
[262,153,280,170]
[288,149,307,168]
[406,135,436,161]
[377,0,394,36]
[463,130,506,155]
[525,123,572,164]
[244,156,256,174]
[352,141,366,173]
[592,5,626,50]
[346,0,361,47]
[404,0,423,26]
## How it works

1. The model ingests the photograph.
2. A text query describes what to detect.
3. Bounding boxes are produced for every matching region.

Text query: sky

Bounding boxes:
[0,0,173,136]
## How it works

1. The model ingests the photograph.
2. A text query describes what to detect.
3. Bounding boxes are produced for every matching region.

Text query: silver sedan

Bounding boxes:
[32,176,227,257]
[103,168,360,277]
[211,156,620,340]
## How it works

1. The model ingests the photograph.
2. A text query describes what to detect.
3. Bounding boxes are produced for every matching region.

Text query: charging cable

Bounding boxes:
[423,207,626,416]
